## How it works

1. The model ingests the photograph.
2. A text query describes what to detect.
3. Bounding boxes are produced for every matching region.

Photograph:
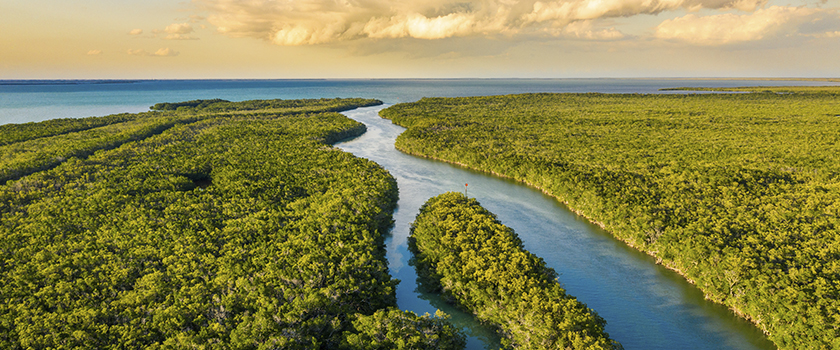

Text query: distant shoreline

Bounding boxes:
[661,77,840,82]
[0,80,141,86]
[2,77,839,85]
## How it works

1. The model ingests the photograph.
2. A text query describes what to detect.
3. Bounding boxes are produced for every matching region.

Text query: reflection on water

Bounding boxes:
[336,105,776,350]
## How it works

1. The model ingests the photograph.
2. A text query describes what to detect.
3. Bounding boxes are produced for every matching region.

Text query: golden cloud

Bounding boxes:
[655,6,822,45]
[160,23,199,40]
[154,48,179,56]
[195,0,761,45]
[165,23,194,35]
[522,0,764,25]
[127,48,180,57]
[560,20,625,40]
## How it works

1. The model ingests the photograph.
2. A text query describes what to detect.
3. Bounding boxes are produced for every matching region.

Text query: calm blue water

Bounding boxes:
[3,79,832,349]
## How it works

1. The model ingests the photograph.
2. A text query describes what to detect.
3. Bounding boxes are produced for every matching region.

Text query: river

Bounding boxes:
[336,105,777,350]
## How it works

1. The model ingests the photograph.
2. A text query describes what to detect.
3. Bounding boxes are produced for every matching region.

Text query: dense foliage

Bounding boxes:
[343,308,465,349]
[382,88,840,350]
[0,113,140,146]
[0,113,200,184]
[150,98,383,114]
[410,192,620,350]
[0,98,464,349]
[151,99,232,111]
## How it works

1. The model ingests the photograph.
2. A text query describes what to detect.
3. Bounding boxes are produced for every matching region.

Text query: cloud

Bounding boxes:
[160,23,199,40]
[129,29,143,35]
[165,23,194,35]
[556,20,625,40]
[165,34,199,40]
[815,31,840,38]
[522,0,765,25]
[655,6,826,45]
[127,48,179,57]
[194,0,769,45]
[86,50,102,56]
[154,48,179,56]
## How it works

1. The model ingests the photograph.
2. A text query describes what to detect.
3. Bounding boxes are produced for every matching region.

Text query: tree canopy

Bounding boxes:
[0,98,465,349]
[410,192,620,350]
[383,87,840,350]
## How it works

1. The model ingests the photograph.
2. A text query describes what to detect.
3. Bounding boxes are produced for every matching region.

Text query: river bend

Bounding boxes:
[336,105,776,350]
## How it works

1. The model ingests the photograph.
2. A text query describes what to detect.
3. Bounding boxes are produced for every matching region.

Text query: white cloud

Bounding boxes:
[360,11,521,41]
[195,0,775,46]
[129,29,143,35]
[86,50,102,56]
[655,6,822,45]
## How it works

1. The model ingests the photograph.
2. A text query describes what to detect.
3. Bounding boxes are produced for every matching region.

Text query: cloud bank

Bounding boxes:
[194,0,840,47]
[656,6,839,45]
[195,0,769,45]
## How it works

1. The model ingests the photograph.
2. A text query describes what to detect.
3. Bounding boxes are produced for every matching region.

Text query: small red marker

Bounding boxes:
[465,183,468,197]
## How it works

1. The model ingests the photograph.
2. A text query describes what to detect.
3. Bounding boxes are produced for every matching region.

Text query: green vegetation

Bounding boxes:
[150,97,383,114]
[0,113,140,146]
[382,87,840,350]
[410,192,620,350]
[0,98,465,349]
[0,114,200,184]
[660,86,840,94]
[344,308,466,349]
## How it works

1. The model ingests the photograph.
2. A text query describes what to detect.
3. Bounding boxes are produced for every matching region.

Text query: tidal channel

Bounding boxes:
[336,105,777,350]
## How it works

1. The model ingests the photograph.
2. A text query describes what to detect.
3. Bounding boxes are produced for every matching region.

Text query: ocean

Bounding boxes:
[3,78,838,125]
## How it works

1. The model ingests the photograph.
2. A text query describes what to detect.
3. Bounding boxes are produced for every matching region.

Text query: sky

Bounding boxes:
[1,0,839,78]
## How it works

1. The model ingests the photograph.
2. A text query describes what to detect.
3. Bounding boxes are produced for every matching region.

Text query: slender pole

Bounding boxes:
[465,183,468,197]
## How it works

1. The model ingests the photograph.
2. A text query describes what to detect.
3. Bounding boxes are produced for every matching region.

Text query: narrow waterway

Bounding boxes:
[336,105,777,350]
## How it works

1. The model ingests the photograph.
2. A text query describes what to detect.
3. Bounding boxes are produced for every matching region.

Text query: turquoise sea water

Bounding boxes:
[3,79,836,349]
